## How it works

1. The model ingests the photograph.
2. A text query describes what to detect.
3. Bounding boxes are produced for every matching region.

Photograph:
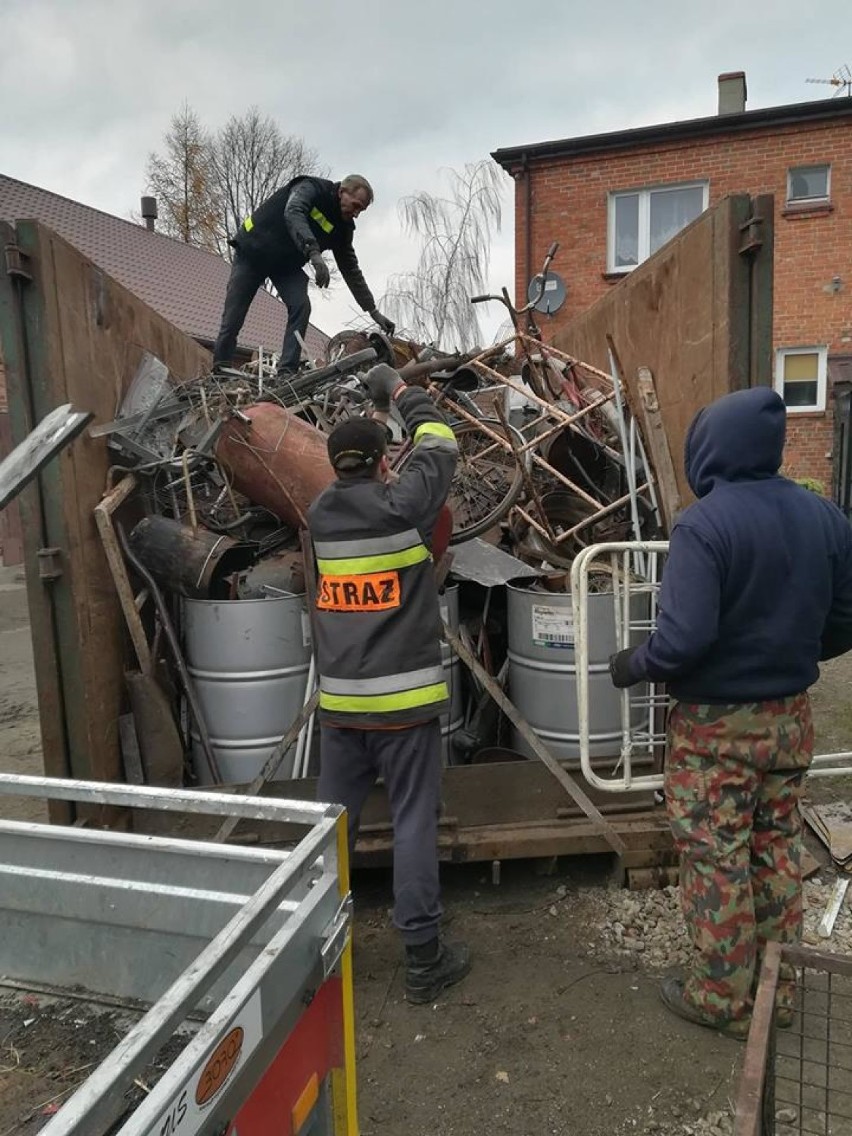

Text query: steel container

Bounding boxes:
[439,585,464,764]
[507,584,647,764]
[185,593,312,784]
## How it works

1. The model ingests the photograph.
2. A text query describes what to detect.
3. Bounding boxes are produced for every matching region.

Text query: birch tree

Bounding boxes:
[384,161,503,350]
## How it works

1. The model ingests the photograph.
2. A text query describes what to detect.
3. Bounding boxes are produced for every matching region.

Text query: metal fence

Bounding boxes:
[736,942,852,1136]
[570,542,852,793]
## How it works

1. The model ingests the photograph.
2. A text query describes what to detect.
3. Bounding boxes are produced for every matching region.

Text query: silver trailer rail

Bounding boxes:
[571,542,852,793]
[0,774,356,1136]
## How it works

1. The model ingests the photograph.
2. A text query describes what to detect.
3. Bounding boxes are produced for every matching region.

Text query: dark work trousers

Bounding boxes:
[318,720,443,946]
[212,250,312,374]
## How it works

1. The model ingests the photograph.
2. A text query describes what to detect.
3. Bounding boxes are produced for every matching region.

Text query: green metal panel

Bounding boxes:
[0,223,74,817]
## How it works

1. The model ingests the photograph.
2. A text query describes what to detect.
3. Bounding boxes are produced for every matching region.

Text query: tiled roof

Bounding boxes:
[0,174,329,361]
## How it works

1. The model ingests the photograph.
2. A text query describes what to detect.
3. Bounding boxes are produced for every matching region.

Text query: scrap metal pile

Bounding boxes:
[93,255,663,792]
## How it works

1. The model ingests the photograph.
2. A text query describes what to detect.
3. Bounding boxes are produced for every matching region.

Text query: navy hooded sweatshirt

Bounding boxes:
[629,387,852,703]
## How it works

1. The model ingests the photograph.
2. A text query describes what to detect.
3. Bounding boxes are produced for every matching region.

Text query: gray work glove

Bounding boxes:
[362,363,404,412]
[369,309,396,336]
[309,251,330,289]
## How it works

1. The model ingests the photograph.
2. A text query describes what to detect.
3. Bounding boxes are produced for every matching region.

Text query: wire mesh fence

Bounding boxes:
[736,941,852,1136]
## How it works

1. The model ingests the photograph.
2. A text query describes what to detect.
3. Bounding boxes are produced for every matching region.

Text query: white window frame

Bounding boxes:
[774,346,828,413]
[606,180,709,274]
[786,163,831,205]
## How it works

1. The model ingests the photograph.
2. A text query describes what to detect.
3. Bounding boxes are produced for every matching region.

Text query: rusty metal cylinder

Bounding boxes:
[127,516,254,599]
[215,404,334,528]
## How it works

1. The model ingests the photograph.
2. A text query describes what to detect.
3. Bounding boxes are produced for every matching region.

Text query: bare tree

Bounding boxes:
[146,104,323,259]
[209,107,323,258]
[145,103,219,249]
[383,161,503,350]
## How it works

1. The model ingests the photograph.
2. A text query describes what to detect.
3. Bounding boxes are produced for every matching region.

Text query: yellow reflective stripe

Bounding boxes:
[414,421,456,444]
[320,682,448,714]
[243,215,254,232]
[316,544,430,576]
[310,206,334,233]
[334,812,359,1135]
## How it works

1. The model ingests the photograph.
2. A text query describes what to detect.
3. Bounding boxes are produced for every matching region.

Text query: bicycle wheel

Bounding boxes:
[447,418,527,543]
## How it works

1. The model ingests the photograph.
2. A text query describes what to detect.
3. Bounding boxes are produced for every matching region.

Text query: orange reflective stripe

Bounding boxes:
[316,571,401,612]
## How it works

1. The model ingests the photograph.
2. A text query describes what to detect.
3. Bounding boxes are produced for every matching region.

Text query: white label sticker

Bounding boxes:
[301,611,312,647]
[544,278,558,291]
[145,990,263,1136]
[531,604,574,649]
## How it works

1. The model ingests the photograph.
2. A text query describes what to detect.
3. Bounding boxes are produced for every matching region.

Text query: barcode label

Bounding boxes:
[531,604,574,649]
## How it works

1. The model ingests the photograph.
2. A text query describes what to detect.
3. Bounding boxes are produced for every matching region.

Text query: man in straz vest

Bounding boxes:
[308,363,471,1004]
[212,174,394,378]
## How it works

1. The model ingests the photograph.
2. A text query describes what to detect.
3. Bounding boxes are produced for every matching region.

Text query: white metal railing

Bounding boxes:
[571,541,852,793]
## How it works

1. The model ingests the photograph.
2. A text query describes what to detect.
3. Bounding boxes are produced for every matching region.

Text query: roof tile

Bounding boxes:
[0,174,329,361]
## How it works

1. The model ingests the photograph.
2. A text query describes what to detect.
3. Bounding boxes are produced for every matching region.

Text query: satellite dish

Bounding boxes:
[527,271,566,315]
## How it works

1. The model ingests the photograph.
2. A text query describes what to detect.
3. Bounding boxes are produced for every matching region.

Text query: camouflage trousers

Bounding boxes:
[665,693,813,1027]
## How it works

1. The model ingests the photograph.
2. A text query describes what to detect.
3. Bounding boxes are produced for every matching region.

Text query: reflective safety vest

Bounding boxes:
[308,393,458,728]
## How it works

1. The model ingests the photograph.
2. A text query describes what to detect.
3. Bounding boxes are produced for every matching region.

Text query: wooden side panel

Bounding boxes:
[0,220,211,787]
[553,194,772,506]
[0,411,24,565]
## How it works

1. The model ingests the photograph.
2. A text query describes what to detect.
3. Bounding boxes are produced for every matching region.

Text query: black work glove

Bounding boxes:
[370,309,395,336]
[609,647,639,689]
[362,363,404,412]
[309,251,330,289]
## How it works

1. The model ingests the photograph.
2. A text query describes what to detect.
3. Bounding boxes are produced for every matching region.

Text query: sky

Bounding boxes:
[1,0,848,343]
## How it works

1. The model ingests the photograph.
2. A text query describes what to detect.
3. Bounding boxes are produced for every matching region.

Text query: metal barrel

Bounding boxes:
[185,594,312,785]
[439,585,464,764]
[507,584,647,765]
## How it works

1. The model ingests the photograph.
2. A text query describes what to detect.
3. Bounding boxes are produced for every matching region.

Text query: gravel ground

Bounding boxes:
[561,874,852,1136]
[570,876,852,972]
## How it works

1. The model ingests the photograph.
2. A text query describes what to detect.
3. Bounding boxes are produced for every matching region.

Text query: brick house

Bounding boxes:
[492,75,852,497]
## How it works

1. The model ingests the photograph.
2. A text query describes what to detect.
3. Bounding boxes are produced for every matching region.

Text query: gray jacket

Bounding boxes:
[308,388,458,727]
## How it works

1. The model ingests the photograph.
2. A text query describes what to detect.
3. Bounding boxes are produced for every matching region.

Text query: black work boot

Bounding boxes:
[405,938,471,1004]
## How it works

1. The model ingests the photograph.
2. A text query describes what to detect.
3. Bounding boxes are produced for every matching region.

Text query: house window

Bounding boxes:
[775,347,828,412]
[787,164,830,205]
[607,182,708,272]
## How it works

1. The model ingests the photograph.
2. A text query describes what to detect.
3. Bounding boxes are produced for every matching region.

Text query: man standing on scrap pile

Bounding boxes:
[212,174,395,379]
[610,387,852,1039]
[308,363,471,1004]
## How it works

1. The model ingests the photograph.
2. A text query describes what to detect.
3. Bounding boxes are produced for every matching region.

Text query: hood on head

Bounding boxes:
[685,387,786,498]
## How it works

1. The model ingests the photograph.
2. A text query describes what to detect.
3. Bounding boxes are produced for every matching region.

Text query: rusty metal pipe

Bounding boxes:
[215,404,334,528]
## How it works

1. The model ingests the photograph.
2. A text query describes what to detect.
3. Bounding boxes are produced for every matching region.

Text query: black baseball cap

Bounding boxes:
[327,417,388,473]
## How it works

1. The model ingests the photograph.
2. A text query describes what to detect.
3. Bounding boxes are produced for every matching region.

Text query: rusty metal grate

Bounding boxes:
[736,941,852,1136]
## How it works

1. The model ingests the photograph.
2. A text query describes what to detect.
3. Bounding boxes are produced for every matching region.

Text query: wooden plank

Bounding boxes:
[748,194,775,389]
[0,412,24,564]
[356,815,672,868]
[734,941,780,1136]
[93,475,151,674]
[443,622,627,856]
[635,366,681,532]
[210,759,656,827]
[714,192,752,394]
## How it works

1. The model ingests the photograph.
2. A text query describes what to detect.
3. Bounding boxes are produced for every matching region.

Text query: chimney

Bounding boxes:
[717,71,747,115]
[140,196,158,232]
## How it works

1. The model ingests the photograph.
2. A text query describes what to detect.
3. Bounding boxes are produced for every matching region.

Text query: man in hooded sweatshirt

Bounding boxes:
[610,387,852,1039]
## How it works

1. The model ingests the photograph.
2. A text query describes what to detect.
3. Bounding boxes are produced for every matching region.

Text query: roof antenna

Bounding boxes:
[806,64,852,97]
